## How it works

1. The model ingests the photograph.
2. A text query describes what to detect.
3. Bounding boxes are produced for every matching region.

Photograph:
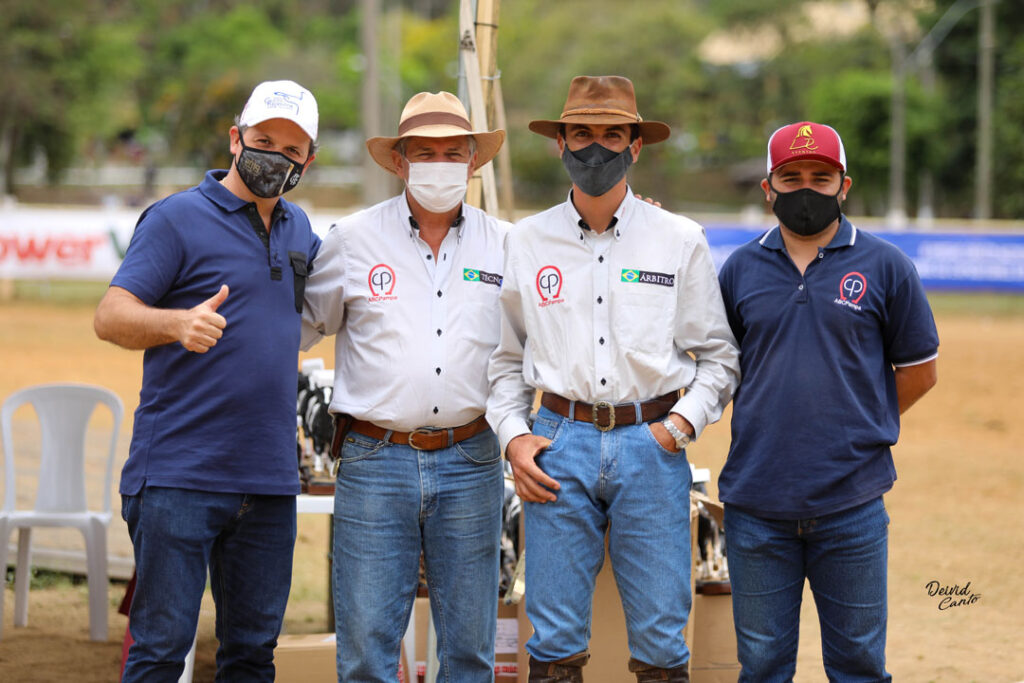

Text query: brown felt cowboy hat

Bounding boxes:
[366,91,505,176]
[529,75,670,144]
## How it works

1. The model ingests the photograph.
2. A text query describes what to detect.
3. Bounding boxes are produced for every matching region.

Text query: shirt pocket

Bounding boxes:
[612,288,675,355]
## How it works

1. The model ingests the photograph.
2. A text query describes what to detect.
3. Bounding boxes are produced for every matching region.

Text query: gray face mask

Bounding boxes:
[561,142,633,197]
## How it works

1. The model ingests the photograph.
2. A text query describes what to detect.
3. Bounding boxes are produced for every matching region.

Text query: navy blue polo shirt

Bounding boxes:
[717,217,938,519]
[112,170,321,496]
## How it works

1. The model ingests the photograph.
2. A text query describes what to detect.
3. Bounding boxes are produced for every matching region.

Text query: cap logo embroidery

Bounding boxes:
[789,125,819,153]
[264,90,304,115]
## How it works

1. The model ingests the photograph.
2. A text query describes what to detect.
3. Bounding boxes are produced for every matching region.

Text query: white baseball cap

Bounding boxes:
[238,80,318,142]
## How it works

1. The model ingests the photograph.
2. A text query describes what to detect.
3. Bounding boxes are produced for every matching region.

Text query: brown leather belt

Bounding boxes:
[540,391,678,432]
[342,414,491,451]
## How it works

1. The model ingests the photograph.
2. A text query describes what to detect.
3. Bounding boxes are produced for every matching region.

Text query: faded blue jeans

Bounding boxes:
[121,486,296,682]
[332,428,503,682]
[524,405,693,667]
[725,497,892,683]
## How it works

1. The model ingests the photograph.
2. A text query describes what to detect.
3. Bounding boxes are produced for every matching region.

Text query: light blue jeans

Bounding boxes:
[525,406,693,667]
[332,428,503,682]
[725,497,892,683]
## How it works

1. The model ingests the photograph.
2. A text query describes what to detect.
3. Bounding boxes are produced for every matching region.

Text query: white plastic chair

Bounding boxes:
[0,383,123,641]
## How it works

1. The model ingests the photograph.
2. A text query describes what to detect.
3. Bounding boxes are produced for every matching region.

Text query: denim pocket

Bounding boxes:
[338,432,387,463]
[455,431,501,466]
[531,412,563,444]
[642,422,683,457]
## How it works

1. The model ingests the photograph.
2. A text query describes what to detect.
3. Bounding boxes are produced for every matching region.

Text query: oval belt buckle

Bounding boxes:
[408,428,435,451]
[592,401,615,432]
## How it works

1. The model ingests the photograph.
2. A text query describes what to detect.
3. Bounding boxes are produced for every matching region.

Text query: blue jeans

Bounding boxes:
[332,428,503,682]
[121,486,296,683]
[525,406,692,667]
[725,498,891,683]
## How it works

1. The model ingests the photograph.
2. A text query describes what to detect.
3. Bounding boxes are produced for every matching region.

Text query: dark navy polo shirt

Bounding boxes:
[717,217,939,519]
[112,170,321,496]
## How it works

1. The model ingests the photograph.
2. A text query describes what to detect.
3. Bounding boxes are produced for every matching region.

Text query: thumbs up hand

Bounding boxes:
[180,284,229,353]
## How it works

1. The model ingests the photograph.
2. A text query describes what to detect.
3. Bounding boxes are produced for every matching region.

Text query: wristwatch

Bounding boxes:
[661,418,692,450]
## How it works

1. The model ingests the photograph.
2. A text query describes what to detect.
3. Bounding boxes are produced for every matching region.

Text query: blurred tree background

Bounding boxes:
[0,0,1020,218]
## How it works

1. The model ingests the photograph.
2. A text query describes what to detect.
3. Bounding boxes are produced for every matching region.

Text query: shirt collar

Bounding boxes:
[199,169,292,221]
[759,215,857,251]
[402,193,465,240]
[563,185,634,242]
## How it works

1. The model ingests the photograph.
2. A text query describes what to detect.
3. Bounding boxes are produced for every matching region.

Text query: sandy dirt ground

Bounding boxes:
[1,297,1022,682]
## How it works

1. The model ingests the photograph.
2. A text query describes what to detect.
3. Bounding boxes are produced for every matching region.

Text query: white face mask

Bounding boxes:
[405,161,469,213]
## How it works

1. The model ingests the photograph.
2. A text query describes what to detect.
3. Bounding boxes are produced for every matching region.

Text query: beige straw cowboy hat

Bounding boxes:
[366,91,505,175]
[529,75,670,144]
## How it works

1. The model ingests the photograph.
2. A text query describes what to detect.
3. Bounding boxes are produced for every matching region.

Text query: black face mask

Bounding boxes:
[561,142,633,197]
[235,141,307,198]
[770,183,843,236]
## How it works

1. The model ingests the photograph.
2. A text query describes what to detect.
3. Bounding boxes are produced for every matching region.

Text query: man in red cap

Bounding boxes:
[717,121,939,681]
[301,91,508,681]
[487,75,740,681]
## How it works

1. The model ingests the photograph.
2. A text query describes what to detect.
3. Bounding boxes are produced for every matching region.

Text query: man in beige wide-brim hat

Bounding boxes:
[487,75,740,682]
[300,91,511,681]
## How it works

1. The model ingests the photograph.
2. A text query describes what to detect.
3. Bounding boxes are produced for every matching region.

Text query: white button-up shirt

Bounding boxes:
[486,190,741,450]
[302,194,510,431]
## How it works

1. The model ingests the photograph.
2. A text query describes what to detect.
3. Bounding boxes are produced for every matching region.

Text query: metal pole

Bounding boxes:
[888,31,907,228]
[975,0,995,219]
[361,0,387,206]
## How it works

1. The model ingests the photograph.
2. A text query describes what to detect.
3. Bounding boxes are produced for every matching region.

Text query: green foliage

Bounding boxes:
[1,0,1021,218]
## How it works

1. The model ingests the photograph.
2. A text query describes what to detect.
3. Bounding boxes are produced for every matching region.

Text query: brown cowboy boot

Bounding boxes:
[627,657,690,683]
[529,652,590,682]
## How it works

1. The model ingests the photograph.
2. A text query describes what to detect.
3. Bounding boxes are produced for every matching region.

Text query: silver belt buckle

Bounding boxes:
[592,401,615,432]
[407,428,435,451]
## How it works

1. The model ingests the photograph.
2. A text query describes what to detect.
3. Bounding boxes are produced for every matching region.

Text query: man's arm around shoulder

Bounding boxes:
[94,284,229,353]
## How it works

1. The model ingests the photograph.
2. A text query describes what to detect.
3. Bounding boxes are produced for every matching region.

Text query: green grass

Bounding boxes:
[926,292,1024,317]
[6,280,110,305]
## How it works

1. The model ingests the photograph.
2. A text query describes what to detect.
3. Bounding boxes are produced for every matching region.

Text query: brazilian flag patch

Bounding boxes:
[463,268,503,287]
[620,268,675,287]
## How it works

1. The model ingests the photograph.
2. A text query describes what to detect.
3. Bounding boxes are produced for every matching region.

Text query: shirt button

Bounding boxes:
[817,253,824,259]
[598,255,604,263]
[798,284,804,290]
[597,296,603,304]
[599,337,605,345]
[433,407,439,414]
[435,367,441,375]
[600,378,607,386]
[436,329,442,336]
[437,290,442,297]
[427,254,433,260]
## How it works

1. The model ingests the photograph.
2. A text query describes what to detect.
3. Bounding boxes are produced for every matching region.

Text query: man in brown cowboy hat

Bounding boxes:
[487,75,740,681]
[301,91,509,681]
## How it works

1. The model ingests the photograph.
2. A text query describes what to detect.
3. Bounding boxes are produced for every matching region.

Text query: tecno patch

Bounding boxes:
[463,268,502,287]
[621,269,675,287]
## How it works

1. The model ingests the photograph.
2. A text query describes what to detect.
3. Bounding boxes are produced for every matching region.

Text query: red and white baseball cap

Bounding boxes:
[239,80,318,142]
[766,121,846,174]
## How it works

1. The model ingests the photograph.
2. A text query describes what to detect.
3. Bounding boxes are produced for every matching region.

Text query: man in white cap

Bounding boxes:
[487,75,740,681]
[95,79,320,682]
[717,121,938,681]
[301,91,508,680]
